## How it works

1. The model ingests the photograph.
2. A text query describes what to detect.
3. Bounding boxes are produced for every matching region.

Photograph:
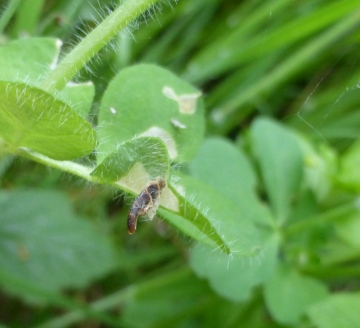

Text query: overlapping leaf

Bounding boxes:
[0,37,95,119]
[186,136,279,301]
[0,81,96,160]
[97,64,205,163]
[0,37,61,84]
[91,136,169,193]
[188,137,273,225]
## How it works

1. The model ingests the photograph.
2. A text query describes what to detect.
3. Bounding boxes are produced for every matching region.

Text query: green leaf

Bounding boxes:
[0,189,117,302]
[97,64,205,163]
[299,137,336,200]
[0,37,94,119]
[91,136,169,193]
[190,230,279,302]
[264,264,328,325]
[0,81,97,160]
[58,82,95,118]
[183,138,285,298]
[338,138,360,191]
[157,207,219,250]
[307,293,360,328]
[251,118,303,224]
[91,138,233,249]
[169,172,265,256]
[0,37,61,84]
[188,137,273,226]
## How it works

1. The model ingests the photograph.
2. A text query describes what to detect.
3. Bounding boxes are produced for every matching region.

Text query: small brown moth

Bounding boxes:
[127,177,166,234]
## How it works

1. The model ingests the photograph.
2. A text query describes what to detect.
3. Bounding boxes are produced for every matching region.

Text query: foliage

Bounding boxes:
[0,0,360,327]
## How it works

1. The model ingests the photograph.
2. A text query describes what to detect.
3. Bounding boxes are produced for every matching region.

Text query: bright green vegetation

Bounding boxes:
[1,0,360,327]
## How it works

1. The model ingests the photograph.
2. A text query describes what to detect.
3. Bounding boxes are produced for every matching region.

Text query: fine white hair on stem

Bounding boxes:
[60,0,180,84]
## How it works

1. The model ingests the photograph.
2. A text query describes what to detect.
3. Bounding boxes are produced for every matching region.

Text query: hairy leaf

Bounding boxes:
[97,64,205,163]
[91,137,169,194]
[58,82,95,119]
[0,81,96,160]
[168,172,263,256]
[0,37,61,84]
[190,230,279,301]
[0,37,94,119]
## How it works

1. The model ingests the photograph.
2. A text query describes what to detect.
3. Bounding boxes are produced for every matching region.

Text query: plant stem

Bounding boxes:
[40,0,159,92]
[302,264,360,280]
[36,287,135,328]
[284,203,356,237]
[0,0,23,33]
[0,269,120,327]
[17,148,99,183]
[36,267,192,328]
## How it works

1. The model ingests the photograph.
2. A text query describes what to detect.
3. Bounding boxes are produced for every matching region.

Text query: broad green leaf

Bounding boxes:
[0,37,61,84]
[0,81,97,160]
[58,82,95,118]
[169,172,263,256]
[91,137,169,193]
[188,137,256,202]
[264,264,328,325]
[185,138,290,294]
[188,137,273,225]
[307,293,360,328]
[190,230,279,302]
[91,138,232,250]
[0,189,117,302]
[97,64,205,163]
[157,207,219,250]
[251,118,303,223]
[338,138,360,191]
[0,37,94,118]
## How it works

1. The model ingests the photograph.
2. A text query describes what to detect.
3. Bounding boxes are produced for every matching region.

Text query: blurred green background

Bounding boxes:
[1,0,360,327]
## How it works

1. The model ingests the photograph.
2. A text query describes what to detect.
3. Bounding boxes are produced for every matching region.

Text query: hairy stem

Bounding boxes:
[40,0,159,91]
[17,148,99,183]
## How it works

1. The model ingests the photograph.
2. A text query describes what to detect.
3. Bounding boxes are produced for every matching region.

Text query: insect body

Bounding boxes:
[127,177,166,234]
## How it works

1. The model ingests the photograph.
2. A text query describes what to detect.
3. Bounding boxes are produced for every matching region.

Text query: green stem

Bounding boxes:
[302,264,360,280]
[0,0,23,33]
[16,148,100,183]
[36,267,192,328]
[284,203,356,237]
[16,148,139,195]
[0,270,120,327]
[36,288,134,328]
[40,0,159,92]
